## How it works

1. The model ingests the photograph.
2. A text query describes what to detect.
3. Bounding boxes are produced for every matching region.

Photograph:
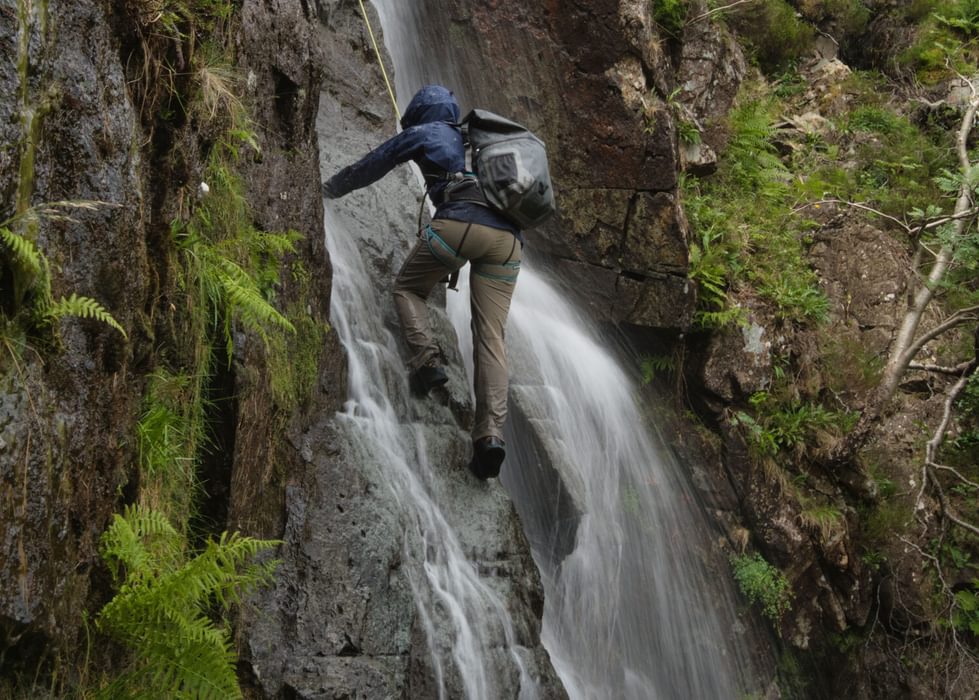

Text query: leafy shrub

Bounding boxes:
[935,0,979,34]
[726,0,815,74]
[897,2,979,83]
[652,0,688,38]
[682,92,831,325]
[953,581,979,635]
[734,392,855,457]
[731,552,793,625]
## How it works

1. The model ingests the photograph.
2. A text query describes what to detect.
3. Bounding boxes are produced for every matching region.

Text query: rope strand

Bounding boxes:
[357,0,401,122]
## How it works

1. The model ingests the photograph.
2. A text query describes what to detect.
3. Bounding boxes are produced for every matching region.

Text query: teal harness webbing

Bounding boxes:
[423,223,520,289]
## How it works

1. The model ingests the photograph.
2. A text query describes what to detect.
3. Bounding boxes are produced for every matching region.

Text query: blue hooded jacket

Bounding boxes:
[323,85,520,238]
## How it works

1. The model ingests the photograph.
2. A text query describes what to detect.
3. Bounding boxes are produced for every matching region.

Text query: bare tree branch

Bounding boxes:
[685,0,756,25]
[883,96,979,401]
[919,208,979,232]
[923,366,974,478]
[932,464,979,490]
[897,307,979,371]
[935,479,979,538]
[914,359,979,543]
[909,361,975,375]
[794,199,979,236]
[795,199,912,232]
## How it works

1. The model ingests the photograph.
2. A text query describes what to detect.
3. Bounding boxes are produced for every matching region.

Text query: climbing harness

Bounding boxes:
[358,0,400,121]
[422,222,470,291]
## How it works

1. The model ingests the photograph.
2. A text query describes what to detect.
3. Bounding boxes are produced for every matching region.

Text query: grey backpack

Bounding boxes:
[463,109,556,229]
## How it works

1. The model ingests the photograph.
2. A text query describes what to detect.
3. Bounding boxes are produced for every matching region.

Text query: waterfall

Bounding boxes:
[365,1,763,698]
[461,265,750,698]
[323,174,543,698]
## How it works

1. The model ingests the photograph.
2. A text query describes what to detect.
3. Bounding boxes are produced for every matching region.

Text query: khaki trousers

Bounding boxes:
[393,218,521,441]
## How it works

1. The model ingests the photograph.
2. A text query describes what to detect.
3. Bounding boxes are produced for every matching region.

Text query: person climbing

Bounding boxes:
[322,85,521,481]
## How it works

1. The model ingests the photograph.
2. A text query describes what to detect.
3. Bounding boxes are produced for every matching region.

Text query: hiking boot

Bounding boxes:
[410,361,448,397]
[468,436,506,480]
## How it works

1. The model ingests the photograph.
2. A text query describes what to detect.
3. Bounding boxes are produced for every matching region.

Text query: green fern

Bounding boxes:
[173,151,299,360]
[97,505,279,699]
[100,505,182,584]
[47,292,127,338]
[640,354,675,385]
[0,225,43,274]
[218,259,294,332]
[694,307,747,329]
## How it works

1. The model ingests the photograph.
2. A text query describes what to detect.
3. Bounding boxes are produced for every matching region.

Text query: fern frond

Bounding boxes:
[0,225,43,274]
[254,229,302,256]
[695,307,748,329]
[97,506,279,699]
[217,259,295,334]
[47,292,128,338]
[100,505,181,583]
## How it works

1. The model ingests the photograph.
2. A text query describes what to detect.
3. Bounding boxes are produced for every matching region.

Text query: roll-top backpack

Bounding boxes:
[461,109,556,229]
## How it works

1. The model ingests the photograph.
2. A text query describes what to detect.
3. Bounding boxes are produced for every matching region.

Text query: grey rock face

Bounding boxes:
[0,0,145,664]
[369,0,747,332]
[237,4,566,698]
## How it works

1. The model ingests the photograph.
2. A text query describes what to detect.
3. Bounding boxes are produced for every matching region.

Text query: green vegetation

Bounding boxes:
[137,370,206,528]
[81,0,317,694]
[818,333,885,397]
[652,0,688,38]
[953,581,979,635]
[676,0,979,683]
[102,146,292,700]
[96,506,278,699]
[268,293,327,411]
[950,373,979,457]
[1,203,128,342]
[682,93,831,327]
[799,501,846,541]
[683,67,955,329]
[733,392,855,459]
[899,0,979,81]
[640,354,675,385]
[731,552,793,626]
[724,0,815,73]
[173,146,299,362]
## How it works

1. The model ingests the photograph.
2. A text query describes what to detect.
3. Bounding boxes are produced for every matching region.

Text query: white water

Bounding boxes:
[327,0,764,700]
[324,199,539,699]
[369,1,760,698]
[467,266,747,698]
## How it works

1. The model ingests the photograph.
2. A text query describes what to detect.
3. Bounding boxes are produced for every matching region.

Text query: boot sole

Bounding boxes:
[468,445,505,480]
[410,373,448,397]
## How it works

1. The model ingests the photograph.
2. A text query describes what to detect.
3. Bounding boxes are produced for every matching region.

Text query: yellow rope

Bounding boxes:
[358,0,401,122]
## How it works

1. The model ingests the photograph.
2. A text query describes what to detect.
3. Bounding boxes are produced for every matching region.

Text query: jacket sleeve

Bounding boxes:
[323,127,426,198]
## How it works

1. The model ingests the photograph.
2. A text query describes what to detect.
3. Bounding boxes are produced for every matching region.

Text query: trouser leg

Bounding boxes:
[394,241,450,370]
[393,222,469,370]
[470,268,518,441]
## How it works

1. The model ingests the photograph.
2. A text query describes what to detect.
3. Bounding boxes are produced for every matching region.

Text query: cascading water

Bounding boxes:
[477,267,751,698]
[368,0,767,697]
[323,163,544,698]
